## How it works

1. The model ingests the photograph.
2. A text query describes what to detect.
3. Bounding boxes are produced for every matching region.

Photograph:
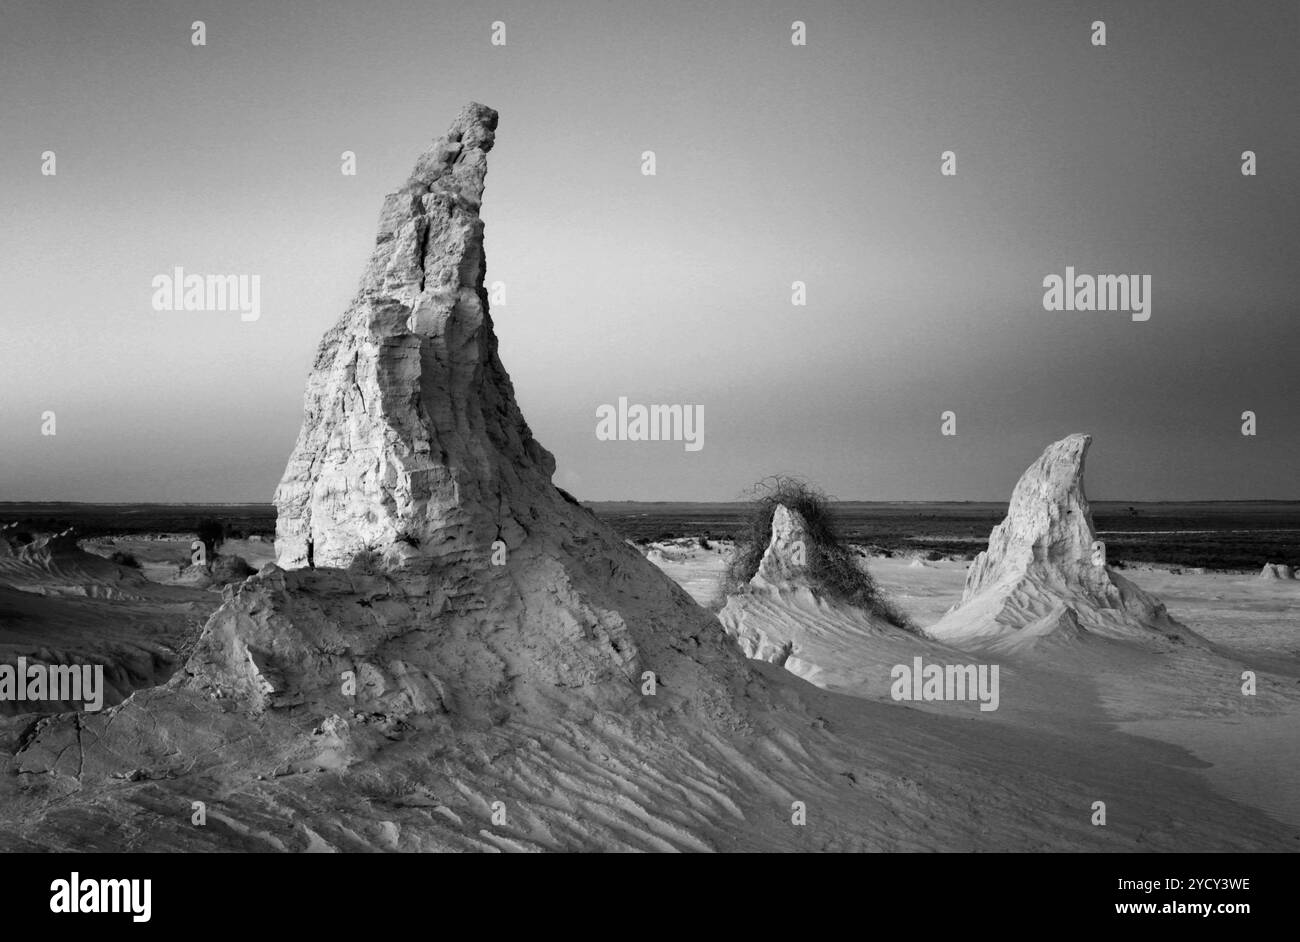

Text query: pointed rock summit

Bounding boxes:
[928,434,1192,651]
[274,103,554,571]
[961,434,1096,593]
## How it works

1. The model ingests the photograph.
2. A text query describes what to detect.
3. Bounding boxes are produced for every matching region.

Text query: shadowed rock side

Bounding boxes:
[926,434,1196,654]
[0,112,1288,853]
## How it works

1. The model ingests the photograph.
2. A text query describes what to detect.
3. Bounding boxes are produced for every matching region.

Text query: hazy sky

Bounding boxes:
[2,0,1297,502]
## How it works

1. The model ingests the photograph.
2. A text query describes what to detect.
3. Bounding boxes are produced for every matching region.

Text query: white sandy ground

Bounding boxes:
[0,534,1293,851]
[646,540,1300,833]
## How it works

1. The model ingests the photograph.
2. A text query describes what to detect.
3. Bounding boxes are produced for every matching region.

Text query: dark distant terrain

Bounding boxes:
[0,503,275,540]
[594,501,1300,572]
[2,501,1298,572]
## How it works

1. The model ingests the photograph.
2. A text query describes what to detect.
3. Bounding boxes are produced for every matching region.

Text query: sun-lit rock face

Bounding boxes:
[928,434,1193,651]
[273,102,555,572]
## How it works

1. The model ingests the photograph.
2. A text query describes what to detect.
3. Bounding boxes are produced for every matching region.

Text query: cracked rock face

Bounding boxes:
[274,103,554,572]
[928,434,1192,650]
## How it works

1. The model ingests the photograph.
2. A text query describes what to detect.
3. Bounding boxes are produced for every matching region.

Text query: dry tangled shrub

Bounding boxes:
[720,476,914,631]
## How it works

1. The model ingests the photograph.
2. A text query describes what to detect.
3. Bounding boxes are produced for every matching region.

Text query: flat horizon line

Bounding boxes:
[5,498,1300,508]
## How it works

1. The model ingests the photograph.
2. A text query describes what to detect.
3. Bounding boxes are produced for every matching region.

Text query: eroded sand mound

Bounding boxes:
[0,529,151,600]
[0,530,218,716]
[717,505,957,696]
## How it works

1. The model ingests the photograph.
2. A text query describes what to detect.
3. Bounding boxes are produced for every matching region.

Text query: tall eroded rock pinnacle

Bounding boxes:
[927,434,1191,651]
[181,102,751,724]
[274,103,553,570]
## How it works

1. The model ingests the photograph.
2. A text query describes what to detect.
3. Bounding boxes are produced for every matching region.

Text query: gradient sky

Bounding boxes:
[2,0,1297,502]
